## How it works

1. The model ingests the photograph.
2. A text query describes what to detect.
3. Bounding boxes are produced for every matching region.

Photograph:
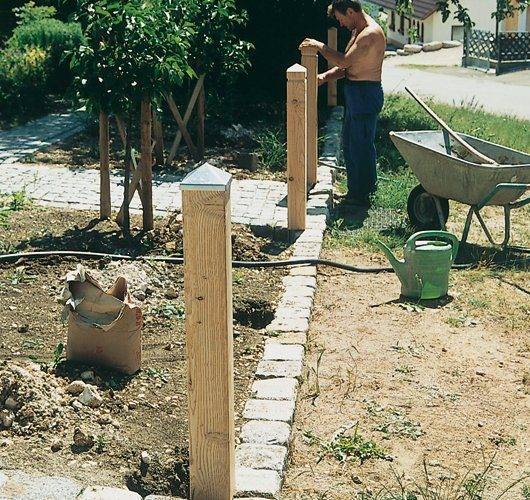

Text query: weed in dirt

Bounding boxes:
[304,423,388,465]
[233,269,245,285]
[523,484,530,499]
[395,365,416,375]
[305,348,325,403]
[254,127,286,171]
[373,409,424,441]
[142,367,170,384]
[150,301,185,320]
[95,434,108,453]
[357,455,530,499]
[51,342,66,370]
[6,265,37,285]
[22,338,44,350]
[389,341,424,359]
[489,435,516,447]
[467,297,490,309]
[445,315,467,328]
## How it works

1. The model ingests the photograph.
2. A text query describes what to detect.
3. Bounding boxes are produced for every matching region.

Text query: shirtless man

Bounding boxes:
[300,0,386,205]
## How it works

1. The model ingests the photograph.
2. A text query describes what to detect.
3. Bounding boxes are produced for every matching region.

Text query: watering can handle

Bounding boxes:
[405,231,460,261]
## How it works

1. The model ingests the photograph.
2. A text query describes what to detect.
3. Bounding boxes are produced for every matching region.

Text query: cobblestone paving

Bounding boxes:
[0,112,88,165]
[0,162,289,225]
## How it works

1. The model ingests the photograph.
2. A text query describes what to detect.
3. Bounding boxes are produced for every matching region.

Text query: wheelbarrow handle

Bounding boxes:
[405,231,460,261]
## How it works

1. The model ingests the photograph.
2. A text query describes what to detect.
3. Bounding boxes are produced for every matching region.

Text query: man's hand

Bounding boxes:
[299,38,324,51]
[317,74,326,87]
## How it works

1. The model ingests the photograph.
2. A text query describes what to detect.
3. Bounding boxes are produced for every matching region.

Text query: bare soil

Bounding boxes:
[0,207,290,497]
[282,204,530,498]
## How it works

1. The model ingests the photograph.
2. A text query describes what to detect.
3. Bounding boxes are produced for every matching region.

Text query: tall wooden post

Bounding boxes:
[181,163,235,499]
[327,28,338,107]
[287,64,307,231]
[140,97,153,230]
[301,45,318,187]
[99,111,111,219]
[197,79,206,160]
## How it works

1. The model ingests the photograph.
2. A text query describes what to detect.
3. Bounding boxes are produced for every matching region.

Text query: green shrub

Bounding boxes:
[0,46,49,119]
[7,3,83,92]
[255,127,286,171]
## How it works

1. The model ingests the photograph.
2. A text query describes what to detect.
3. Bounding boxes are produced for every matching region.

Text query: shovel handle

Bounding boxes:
[406,231,460,261]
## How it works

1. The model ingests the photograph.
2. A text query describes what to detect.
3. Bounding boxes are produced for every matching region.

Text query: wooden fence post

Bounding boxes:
[140,97,153,230]
[327,27,338,107]
[99,111,111,219]
[180,163,235,499]
[300,45,318,187]
[287,64,307,231]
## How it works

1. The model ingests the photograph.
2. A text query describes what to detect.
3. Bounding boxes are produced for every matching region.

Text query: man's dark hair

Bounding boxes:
[327,0,363,17]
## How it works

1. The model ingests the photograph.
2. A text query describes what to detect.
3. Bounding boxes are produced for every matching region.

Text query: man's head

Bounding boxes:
[327,0,364,31]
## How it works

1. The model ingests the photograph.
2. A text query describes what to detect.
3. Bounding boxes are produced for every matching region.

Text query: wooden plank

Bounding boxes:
[287,64,307,231]
[405,87,497,165]
[197,82,205,159]
[99,111,111,219]
[141,98,154,230]
[167,75,205,165]
[301,45,319,186]
[165,92,200,162]
[152,111,165,165]
[327,28,338,107]
[181,166,235,499]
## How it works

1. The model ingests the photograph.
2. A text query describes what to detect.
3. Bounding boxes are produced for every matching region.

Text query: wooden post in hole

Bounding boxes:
[99,110,111,219]
[140,97,153,230]
[301,45,318,187]
[152,111,165,166]
[287,64,307,231]
[327,27,338,107]
[196,80,206,160]
[181,163,235,499]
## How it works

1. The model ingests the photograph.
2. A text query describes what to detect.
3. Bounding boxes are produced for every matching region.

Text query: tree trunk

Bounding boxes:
[141,97,153,230]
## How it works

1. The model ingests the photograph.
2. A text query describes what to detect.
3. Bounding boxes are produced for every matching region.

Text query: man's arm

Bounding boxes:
[318,66,346,86]
[300,32,373,70]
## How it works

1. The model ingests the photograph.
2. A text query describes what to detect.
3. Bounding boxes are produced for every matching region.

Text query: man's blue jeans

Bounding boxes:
[342,81,384,199]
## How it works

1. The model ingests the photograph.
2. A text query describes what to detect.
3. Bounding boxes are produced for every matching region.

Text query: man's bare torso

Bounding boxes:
[345,15,386,82]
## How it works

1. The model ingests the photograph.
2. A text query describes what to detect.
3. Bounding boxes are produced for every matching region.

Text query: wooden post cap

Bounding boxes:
[180,162,232,192]
[287,63,307,79]
[300,45,318,56]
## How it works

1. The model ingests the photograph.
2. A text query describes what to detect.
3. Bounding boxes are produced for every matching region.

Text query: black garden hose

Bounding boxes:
[0,249,523,272]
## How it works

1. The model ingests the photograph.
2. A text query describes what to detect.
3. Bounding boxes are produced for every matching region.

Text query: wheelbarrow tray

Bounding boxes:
[390,131,530,206]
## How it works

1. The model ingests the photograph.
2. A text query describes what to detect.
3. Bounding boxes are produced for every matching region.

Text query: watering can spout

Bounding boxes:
[377,241,406,281]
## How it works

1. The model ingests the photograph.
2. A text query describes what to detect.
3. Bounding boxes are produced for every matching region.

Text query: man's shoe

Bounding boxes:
[340,194,371,207]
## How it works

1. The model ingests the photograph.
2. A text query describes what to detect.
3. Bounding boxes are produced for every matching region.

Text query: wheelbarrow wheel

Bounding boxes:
[407,185,449,230]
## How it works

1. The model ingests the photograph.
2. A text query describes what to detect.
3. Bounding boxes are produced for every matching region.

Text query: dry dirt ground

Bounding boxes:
[0,206,289,497]
[282,203,530,499]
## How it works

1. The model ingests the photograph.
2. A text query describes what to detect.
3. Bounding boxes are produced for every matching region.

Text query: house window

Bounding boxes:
[452,25,464,42]
[390,10,395,30]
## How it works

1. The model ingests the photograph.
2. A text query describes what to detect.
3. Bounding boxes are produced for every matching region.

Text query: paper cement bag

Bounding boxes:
[59,265,142,375]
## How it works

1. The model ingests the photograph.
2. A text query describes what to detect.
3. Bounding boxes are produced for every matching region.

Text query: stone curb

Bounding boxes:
[235,107,342,498]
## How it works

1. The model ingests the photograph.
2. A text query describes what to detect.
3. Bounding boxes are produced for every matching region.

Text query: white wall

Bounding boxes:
[430,0,498,41]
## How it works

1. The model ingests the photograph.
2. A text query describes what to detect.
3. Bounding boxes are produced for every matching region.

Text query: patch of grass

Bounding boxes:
[254,127,286,171]
[0,190,31,227]
[374,409,424,441]
[304,423,388,464]
[6,265,37,285]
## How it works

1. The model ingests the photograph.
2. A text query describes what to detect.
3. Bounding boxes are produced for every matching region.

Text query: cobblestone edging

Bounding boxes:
[235,107,342,499]
[0,111,89,165]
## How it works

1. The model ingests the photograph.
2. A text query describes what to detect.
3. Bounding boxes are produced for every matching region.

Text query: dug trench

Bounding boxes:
[0,207,290,497]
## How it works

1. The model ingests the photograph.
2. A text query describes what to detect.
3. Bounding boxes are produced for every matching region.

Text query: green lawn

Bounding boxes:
[330,94,530,252]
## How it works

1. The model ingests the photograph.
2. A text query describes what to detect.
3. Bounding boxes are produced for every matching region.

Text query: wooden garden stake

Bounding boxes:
[114,115,144,226]
[140,97,153,230]
[287,64,307,231]
[166,75,205,165]
[301,45,318,187]
[196,80,206,159]
[152,111,165,166]
[327,28,338,107]
[165,93,201,162]
[181,163,235,499]
[99,111,111,219]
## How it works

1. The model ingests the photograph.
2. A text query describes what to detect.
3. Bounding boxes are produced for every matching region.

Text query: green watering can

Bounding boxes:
[378,231,460,300]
